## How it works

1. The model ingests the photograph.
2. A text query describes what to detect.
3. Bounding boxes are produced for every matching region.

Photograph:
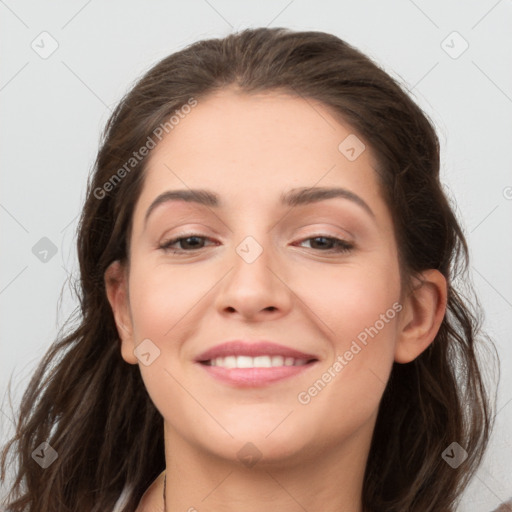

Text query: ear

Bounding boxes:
[394,269,448,364]
[104,260,138,364]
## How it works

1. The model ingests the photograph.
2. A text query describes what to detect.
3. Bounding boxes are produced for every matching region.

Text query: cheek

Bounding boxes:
[297,258,401,343]
[295,259,401,401]
[128,262,210,340]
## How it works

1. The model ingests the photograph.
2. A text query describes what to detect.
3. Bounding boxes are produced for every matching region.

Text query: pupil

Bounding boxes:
[313,237,330,249]
[184,236,202,249]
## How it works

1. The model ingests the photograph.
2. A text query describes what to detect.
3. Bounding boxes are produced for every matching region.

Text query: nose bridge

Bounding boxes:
[228,198,275,274]
[233,229,276,287]
[215,224,292,318]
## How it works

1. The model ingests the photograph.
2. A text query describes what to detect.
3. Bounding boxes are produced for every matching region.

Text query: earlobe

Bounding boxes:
[394,269,448,364]
[104,260,138,364]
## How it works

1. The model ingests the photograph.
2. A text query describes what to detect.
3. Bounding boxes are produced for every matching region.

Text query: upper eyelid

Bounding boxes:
[148,207,364,235]
[160,230,353,241]
[158,221,355,240]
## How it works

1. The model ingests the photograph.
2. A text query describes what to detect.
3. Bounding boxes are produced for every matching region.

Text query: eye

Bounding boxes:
[158,234,214,253]
[158,234,354,254]
[296,235,354,253]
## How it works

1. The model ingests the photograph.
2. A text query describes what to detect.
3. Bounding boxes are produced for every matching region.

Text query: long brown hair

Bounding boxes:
[1,27,498,512]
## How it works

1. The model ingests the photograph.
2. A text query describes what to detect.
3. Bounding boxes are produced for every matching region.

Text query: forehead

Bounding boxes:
[133,88,386,221]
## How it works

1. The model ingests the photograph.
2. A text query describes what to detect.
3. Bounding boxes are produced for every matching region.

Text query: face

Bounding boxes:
[107,87,426,467]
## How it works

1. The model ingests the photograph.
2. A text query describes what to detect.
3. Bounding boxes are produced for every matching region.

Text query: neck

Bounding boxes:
[160,422,373,512]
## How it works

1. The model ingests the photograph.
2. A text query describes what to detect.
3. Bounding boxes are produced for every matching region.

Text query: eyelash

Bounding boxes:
[158,234,354,254]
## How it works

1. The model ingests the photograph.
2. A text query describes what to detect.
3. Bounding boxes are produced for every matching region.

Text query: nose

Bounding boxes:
[214,235,293,322]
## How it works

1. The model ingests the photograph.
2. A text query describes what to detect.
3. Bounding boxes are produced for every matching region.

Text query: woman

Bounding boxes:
[1,27,498,512]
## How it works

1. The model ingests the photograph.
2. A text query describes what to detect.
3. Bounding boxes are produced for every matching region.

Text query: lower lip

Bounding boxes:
[197,361,318,387]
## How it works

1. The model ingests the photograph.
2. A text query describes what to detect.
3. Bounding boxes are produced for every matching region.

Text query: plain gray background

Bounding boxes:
[1,1,511,509]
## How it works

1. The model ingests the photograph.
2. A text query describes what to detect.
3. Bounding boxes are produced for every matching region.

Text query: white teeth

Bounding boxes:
[237,356,254,368]
[223,356,237,368]
[209,355,310,368]
[271,355,284,366]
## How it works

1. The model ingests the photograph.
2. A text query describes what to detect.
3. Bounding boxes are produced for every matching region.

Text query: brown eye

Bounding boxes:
[159,234,213,252]
[297,236,354,253]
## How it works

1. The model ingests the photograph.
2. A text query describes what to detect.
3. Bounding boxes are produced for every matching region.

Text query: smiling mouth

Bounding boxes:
[200,355,318,368]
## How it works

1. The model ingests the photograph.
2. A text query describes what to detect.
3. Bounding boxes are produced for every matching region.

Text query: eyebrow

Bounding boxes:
[144,186,375,225]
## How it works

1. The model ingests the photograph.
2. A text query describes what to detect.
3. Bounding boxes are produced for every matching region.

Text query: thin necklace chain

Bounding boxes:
[163,473,167,511]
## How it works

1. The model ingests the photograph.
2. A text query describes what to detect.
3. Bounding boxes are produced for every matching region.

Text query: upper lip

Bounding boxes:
[195,340,319,362]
